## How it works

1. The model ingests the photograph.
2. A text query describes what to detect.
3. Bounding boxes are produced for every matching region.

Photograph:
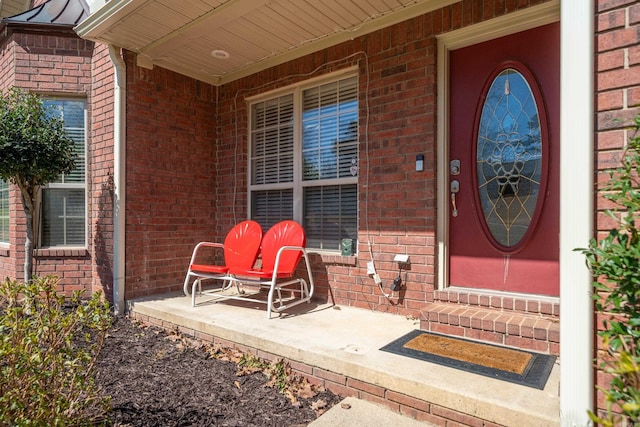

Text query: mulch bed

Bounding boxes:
[94,316,341,426]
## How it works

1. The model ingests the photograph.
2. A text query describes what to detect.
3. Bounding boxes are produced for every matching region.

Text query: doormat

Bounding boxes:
[380,330,556,390]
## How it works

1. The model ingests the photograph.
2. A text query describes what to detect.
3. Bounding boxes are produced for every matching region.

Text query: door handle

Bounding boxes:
[450,180,459,217]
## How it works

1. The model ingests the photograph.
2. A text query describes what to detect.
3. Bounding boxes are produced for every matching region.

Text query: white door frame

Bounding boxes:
[435,1,594,424]
[436,1,560,293]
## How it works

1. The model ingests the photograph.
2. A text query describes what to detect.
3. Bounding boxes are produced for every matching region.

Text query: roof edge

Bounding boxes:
[74,0,133,40]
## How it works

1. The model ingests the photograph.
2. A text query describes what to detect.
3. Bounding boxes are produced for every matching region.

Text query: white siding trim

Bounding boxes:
[559,0,595,424]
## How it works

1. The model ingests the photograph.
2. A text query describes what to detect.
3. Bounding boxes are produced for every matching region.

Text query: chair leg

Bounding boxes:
[300,279,310,301]
[183,273,193,296]
[267,284,275,319]
[234,280,245,295]
[302,252,315,300]
[192,279,201,307]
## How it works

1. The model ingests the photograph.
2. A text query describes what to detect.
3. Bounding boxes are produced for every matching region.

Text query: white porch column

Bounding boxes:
[559,0,595,425]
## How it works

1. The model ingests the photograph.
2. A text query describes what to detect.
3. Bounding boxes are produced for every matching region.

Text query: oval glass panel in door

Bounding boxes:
[476,67,543,249]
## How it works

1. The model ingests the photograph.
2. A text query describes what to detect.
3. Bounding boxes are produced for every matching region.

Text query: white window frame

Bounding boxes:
[39,97,88,249]
[248,68,359,252]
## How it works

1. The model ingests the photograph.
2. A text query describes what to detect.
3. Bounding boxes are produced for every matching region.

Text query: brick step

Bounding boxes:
[420,302,559,355]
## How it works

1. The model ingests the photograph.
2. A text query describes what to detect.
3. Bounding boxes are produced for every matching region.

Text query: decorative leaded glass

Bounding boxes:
[476,68,542,248]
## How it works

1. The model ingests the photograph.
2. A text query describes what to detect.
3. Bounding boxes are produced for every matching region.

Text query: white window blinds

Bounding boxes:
[251,189,294,232]
[250,74,358,251]
[41,98,87,247]
[41,189,86,246]
[303,184,357,251]
[251,95,294,185]
[44,99,86,184]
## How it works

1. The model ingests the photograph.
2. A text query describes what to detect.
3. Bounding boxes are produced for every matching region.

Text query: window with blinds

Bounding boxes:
[251,189,294,231]
[40,99,86,247]
[302,79,358,181]
[303,184,357,250]
[0,180,8,244]
[250,74,358,251]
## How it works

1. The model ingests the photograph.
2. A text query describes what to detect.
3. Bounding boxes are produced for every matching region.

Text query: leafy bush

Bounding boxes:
[0,276,112,426]
[0,87,77,281]
[579,114,640,426]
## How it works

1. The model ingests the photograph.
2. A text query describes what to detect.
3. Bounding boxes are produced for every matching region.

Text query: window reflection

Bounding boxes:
[302,79,358,181]
[476,68,542,247]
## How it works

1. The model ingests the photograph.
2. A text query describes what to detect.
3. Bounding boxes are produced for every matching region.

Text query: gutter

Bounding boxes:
[1,22,77,34]
[108,45,126,315]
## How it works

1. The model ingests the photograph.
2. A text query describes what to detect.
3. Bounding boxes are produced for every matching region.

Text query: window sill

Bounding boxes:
[307,250,357,266]
[0,245,9,257]
[35,248,89,258]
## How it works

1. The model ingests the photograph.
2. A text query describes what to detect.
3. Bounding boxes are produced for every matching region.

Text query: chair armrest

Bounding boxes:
[188,241,224,265]
[271,245,307,280]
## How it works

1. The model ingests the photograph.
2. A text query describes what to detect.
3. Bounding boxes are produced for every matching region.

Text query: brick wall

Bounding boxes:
[1,1,563,318]
[3,0,626,420]
[11,32,93,93]
[123,51,217,299]
[0,30,95,294]
[0,37,16,90]
[131,310,510,426]
[214,24,437,319]
[214,0,549,320]
[90,43,115,295]
[0,36,17,278]
[594,0,640,418]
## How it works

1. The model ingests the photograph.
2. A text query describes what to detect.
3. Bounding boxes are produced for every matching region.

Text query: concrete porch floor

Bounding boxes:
[127,291,560,427]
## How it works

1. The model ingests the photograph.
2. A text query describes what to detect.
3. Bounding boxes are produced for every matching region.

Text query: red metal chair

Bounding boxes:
[227,220,315,318]
[183,220,262,306]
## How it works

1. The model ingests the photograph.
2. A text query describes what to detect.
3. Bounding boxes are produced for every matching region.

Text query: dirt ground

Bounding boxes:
[94,316,341,426]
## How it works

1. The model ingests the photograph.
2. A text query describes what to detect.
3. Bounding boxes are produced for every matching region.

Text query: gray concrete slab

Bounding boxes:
[129,292,560,427]
[310,397,431,427]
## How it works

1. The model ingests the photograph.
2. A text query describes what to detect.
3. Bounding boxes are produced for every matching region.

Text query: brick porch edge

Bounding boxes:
[130,311,508,427]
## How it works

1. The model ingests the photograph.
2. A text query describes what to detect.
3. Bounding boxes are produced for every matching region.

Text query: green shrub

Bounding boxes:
[579,114,640,426]
[0,276,112,426]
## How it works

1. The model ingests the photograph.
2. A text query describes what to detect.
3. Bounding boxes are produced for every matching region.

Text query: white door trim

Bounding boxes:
[435,0,560,293]
[436,0,595,424]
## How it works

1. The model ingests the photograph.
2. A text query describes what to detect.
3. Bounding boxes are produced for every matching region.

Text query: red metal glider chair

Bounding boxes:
[183,220,262,306]
[227,220,315,318]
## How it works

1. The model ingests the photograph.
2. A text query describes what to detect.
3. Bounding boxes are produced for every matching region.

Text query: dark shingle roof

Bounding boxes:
[2,0,89,31]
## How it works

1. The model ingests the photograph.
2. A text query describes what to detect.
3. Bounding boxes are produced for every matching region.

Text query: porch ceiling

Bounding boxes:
[75,0,456,86]
[0,0,30,18]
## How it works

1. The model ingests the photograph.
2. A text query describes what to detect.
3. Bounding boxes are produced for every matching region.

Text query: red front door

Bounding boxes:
[448,23,560,296]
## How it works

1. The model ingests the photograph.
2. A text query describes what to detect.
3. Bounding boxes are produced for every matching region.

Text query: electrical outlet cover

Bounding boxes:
[393,254,410,263]
[367,261,376,275]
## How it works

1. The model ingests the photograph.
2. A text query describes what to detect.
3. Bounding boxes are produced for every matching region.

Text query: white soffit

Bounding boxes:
[0,0,31,18]
[76,0,457,85]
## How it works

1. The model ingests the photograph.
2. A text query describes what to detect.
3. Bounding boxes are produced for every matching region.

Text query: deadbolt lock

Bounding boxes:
[450,159,460,175]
